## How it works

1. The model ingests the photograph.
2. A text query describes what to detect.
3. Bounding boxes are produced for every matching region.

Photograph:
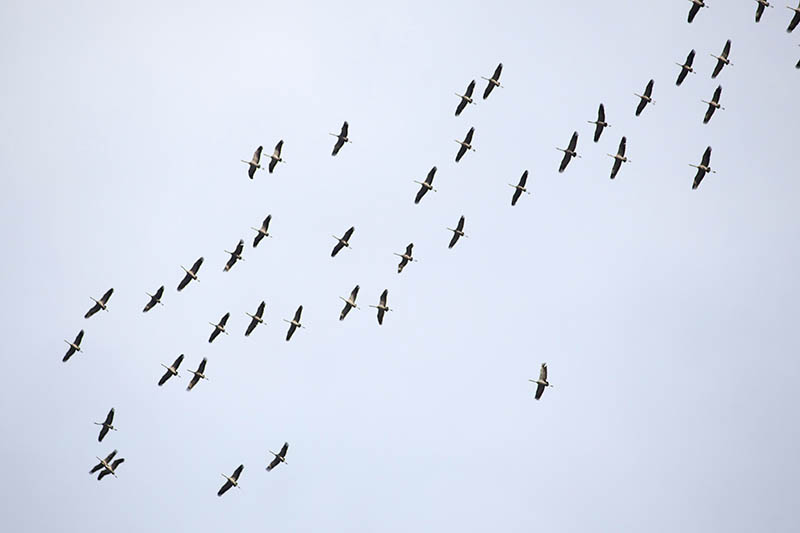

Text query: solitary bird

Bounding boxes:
[447,216,467,249]
[158,354,184,386]
[338,285,360,321]
[711,40,733,78]
[687,0,707,23]
[241,146,263,179]
[588,103,610,142]
[85,288,114,319]
[283,305,305,341]
[455,80,476,116]
[62,329,84,362]
[331,226,355,257]
[143,285,164,312]
[267,140,285,173]
[245,301,266,336]
[208,312,230,343]
[414,166,438,204]
[675,49,696,85]
[529,363,553,400]
[788,1,800,31]
[90,450,124,481]
[455,127,476,163]
[755,0,773,22]
[481,63,503,99]
[703,85,725,124]
[690,146,715,190]
[266,442,289,472]
[369,289,392,325]
[94,408,116,442]
[395,243,415,273]
[223,239,245,272]
[330,121,351,156]
[251,214,272,247]
[635,79,655,116]
[557,131,580,173]
[177,257,204,291]
[608,136,630,180]
[186,358,208,391]
[218,464,244,496]
[509,170,530,206]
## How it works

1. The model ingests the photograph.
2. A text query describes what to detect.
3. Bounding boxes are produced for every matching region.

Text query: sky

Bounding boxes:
[1,1,799,531]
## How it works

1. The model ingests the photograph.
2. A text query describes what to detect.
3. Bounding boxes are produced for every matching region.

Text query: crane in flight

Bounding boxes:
[447,216,467,249]
[241,146,263,179]
[223,239,245,272]
[588,103,610,142]
[395,243,416,273]
[687,0,708,23]
[267,140,285,173]
[690,146,715,190]
[331,226,355,257]
[455,80,476,116]
[607,136,630,180]
[711,40,733,78]
[186,358,208,391]
[675,50,696,86]
[529,363,553,400]
[702,85,725,124]
[755,1,773,22]
[208,312,230,343]
[339,285,360,321]
[94,408,117,442]
[330,121,351,156]
[143,285,164,312]
[509,170,530,206]
[218,464,244,496]
[90,450,125,480]
[251,214,272,247]
[557,131,580,173]
[414,166,437,204]
[84,288,114,319]
[635,79,655,116]
[454,127,475,163]
[62,329,84,362]
[369,289,392,325]
[481,63,503,99]
[177,257,204,291]
[158,354,184,386]
[245,301,266,336]
[787,2,800,32]
[284,305,305,341]
[266,443,289,471]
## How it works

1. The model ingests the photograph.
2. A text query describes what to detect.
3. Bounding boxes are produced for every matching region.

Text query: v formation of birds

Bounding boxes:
[63,3,799,494]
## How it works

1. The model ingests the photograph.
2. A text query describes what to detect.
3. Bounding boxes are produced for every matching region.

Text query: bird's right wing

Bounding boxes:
[191,257,204,273]
[217,480,233,496]
[294,305,303,322]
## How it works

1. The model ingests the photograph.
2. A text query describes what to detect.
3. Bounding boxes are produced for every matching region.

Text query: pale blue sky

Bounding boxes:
[2,1,799,531]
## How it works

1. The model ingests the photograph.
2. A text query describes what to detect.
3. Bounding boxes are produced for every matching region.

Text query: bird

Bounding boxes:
[331,226,355,257]
[447,216,467,249]
[369,289,392,325]
[687,0,707,23]
[339,285,360,321]
[330,121,351,156]
[455,80,476,116]
[158,354,184,386]
[218,464,244,496]
[186,358,208,391]
[208,312,230,343]
[245,301,266,336]
[395,243,415,273]
[607,136,630,180]
[267,140,285,173]
[84,288,114,319]
[690,146,715,190]
[703,85,725,124]
[711,40,733,78]
[94,408,116,442]
[588,103,609,142]
[635,79,655,116]
[529,363,553,400]
[241,146,263,179]
[90,450,124,480]
[143,285,164,312]
[509,170,530,206]
[62,329,84,362]
[455,127,475,163]
[414,166,437,204]
[481,63,503,99]
[283,305,304,341]
[675,49,696,86]
[788,1,800,31]
[177,257,204,291]
[266,443,289,472]
[557,131,580,173]
[223,239,245,272]
[251,215,272,247]
[755,0,773,22]
[97,457,125,480]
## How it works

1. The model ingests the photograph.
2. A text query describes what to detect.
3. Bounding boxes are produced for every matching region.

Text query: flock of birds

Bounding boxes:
[62,3,798,496]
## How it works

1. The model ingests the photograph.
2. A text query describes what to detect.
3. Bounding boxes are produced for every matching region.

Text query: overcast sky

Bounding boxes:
[2,1,799,531]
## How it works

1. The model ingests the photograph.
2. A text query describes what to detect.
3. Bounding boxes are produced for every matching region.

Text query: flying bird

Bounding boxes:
[339,285,360,321]
[97,457,124,480]
[447,216,467,249]
[687,0,707,23]
[177,257,204,291]
[245,301,266,336]
[529,363,553,400]
[788,2,800,31]
[690,146,715,190]
[266,442,289,472]
[369,289,392,325]
[414,166,437,204]
[218,464,244,496]
[90,450,117,476]
[283,305,304,341]
[186,358,208,391]
[635,79,655,116]
[330,121,351,156]
[454,127,475,163]
[675,49,696,85]
[331,226,355,257]
[251,215,272,247]
[84,288,114,319]
[94,408,116,442]
[223,239,245,272]
[711,40,733,78]
[158,354,184,386]
[607,136,630,180]
[481,63,503,99]
[509,170,530,206]
[755,0,773,22]
[143,285,164,312]
[241,146,263,179]
[62,329,84,362]
[208,312,230,343]
[588,103,610,142]
[267,140,285,173]
[557,131,580,173]
[702,85,725,124]
[395,243,415,273]
[455,80,476,116]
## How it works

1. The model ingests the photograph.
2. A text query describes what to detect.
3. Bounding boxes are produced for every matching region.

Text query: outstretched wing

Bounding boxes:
[74,330,84,346]
[464,127,475,145]
[255,301,266,318]
[332,137,344,156]
[756,2,765,22]
[448,232,460,249]
[261,215,272,233]
[331,240,344,257]
[209,328,221,343]
[688,2,701,23]
[100,288,114,305]
[676,67,688,86]
[217,479,233,496]
[593,121,604,142]
[721,39,731,59]
[266,456,281,471]
[790,9,800,32]
[567,131,578,152]
[712,58,724,78]
[103,408,114,426]
[279,442,289,457]
[219,312,230,327]
[340,121,349,138]
[97,468,112,480]
[233,240,244,256]
[511,187,522,206]
[455,144,467,162]
[273,140,283,158]
[617,136,627,157]
[558,151,572,173]
[380,289,388,307]
[90,461,104,474]
[518,170,528,189]
[98,425,109,442]
[187,373,200,391]
[455,97,468,116]
[177,272,192,291]
[686,49,696,67]
[191,257,204,273]
[339,301,352,321]
[635,97,647,116]
[158,368,172,386]
[712,85,722,103]
[535,382,546,400]
[456,215,465,232]
[414,184,428,204]
[703,103,716,124]
[286,322,297,341]
[350,285,360,301]
[172,354,184,370]
[84,301,101,319]
[692,167,706,190]
[464,79,475,98]
[294,305,303,322]
[252,145,263,164]
[342,226,355,242]
[405,243,414,256]
[701,146,712,167]
[425,166,437,185]
[111,458,124,470]
[610,158,622,180]
[644,79,654,98]
[245,316,258,336]
[223,255,237,272]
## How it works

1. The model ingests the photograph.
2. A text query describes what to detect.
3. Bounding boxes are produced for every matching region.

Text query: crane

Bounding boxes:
[687,0,707,23]
[788,2,800,31]
[607,136,630,180]
[455,127,475,163]
[330,121,351,156]
[223,239,245,272]
[143,285,164,312]
[284,305,305,341]
[395,243,416,273]
[177,257,204,291]
[755,0,773,22]
[481,63,503,99]
[187,358,208,391]
[455,80,476,116]
[529,363,553,400]
[241,146,263,179]
[267,140,285,173]
[94,408,116,442]
[414,166,438,204]
[447,216,467,249]
[557,131,580,173]
[267,442,289,471]
[218,464,244,496]
[509,170,530,206]
[158,354,184,386]
[690,146,715,190]
[588,103,610,142]
[90,450,125,480]
[703,85,725,124]
[331,226,355,257]
[675,49,696,86]
[711,40,733,78]
[635,79,655,116]
[251,214,272,247]
[369,289,392,325]
[62,329,84,362]
[84,288,114,319]
[245,301,266,336]
[209,312,230,343]
[339,285,360,321]
[97,457,124,480]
